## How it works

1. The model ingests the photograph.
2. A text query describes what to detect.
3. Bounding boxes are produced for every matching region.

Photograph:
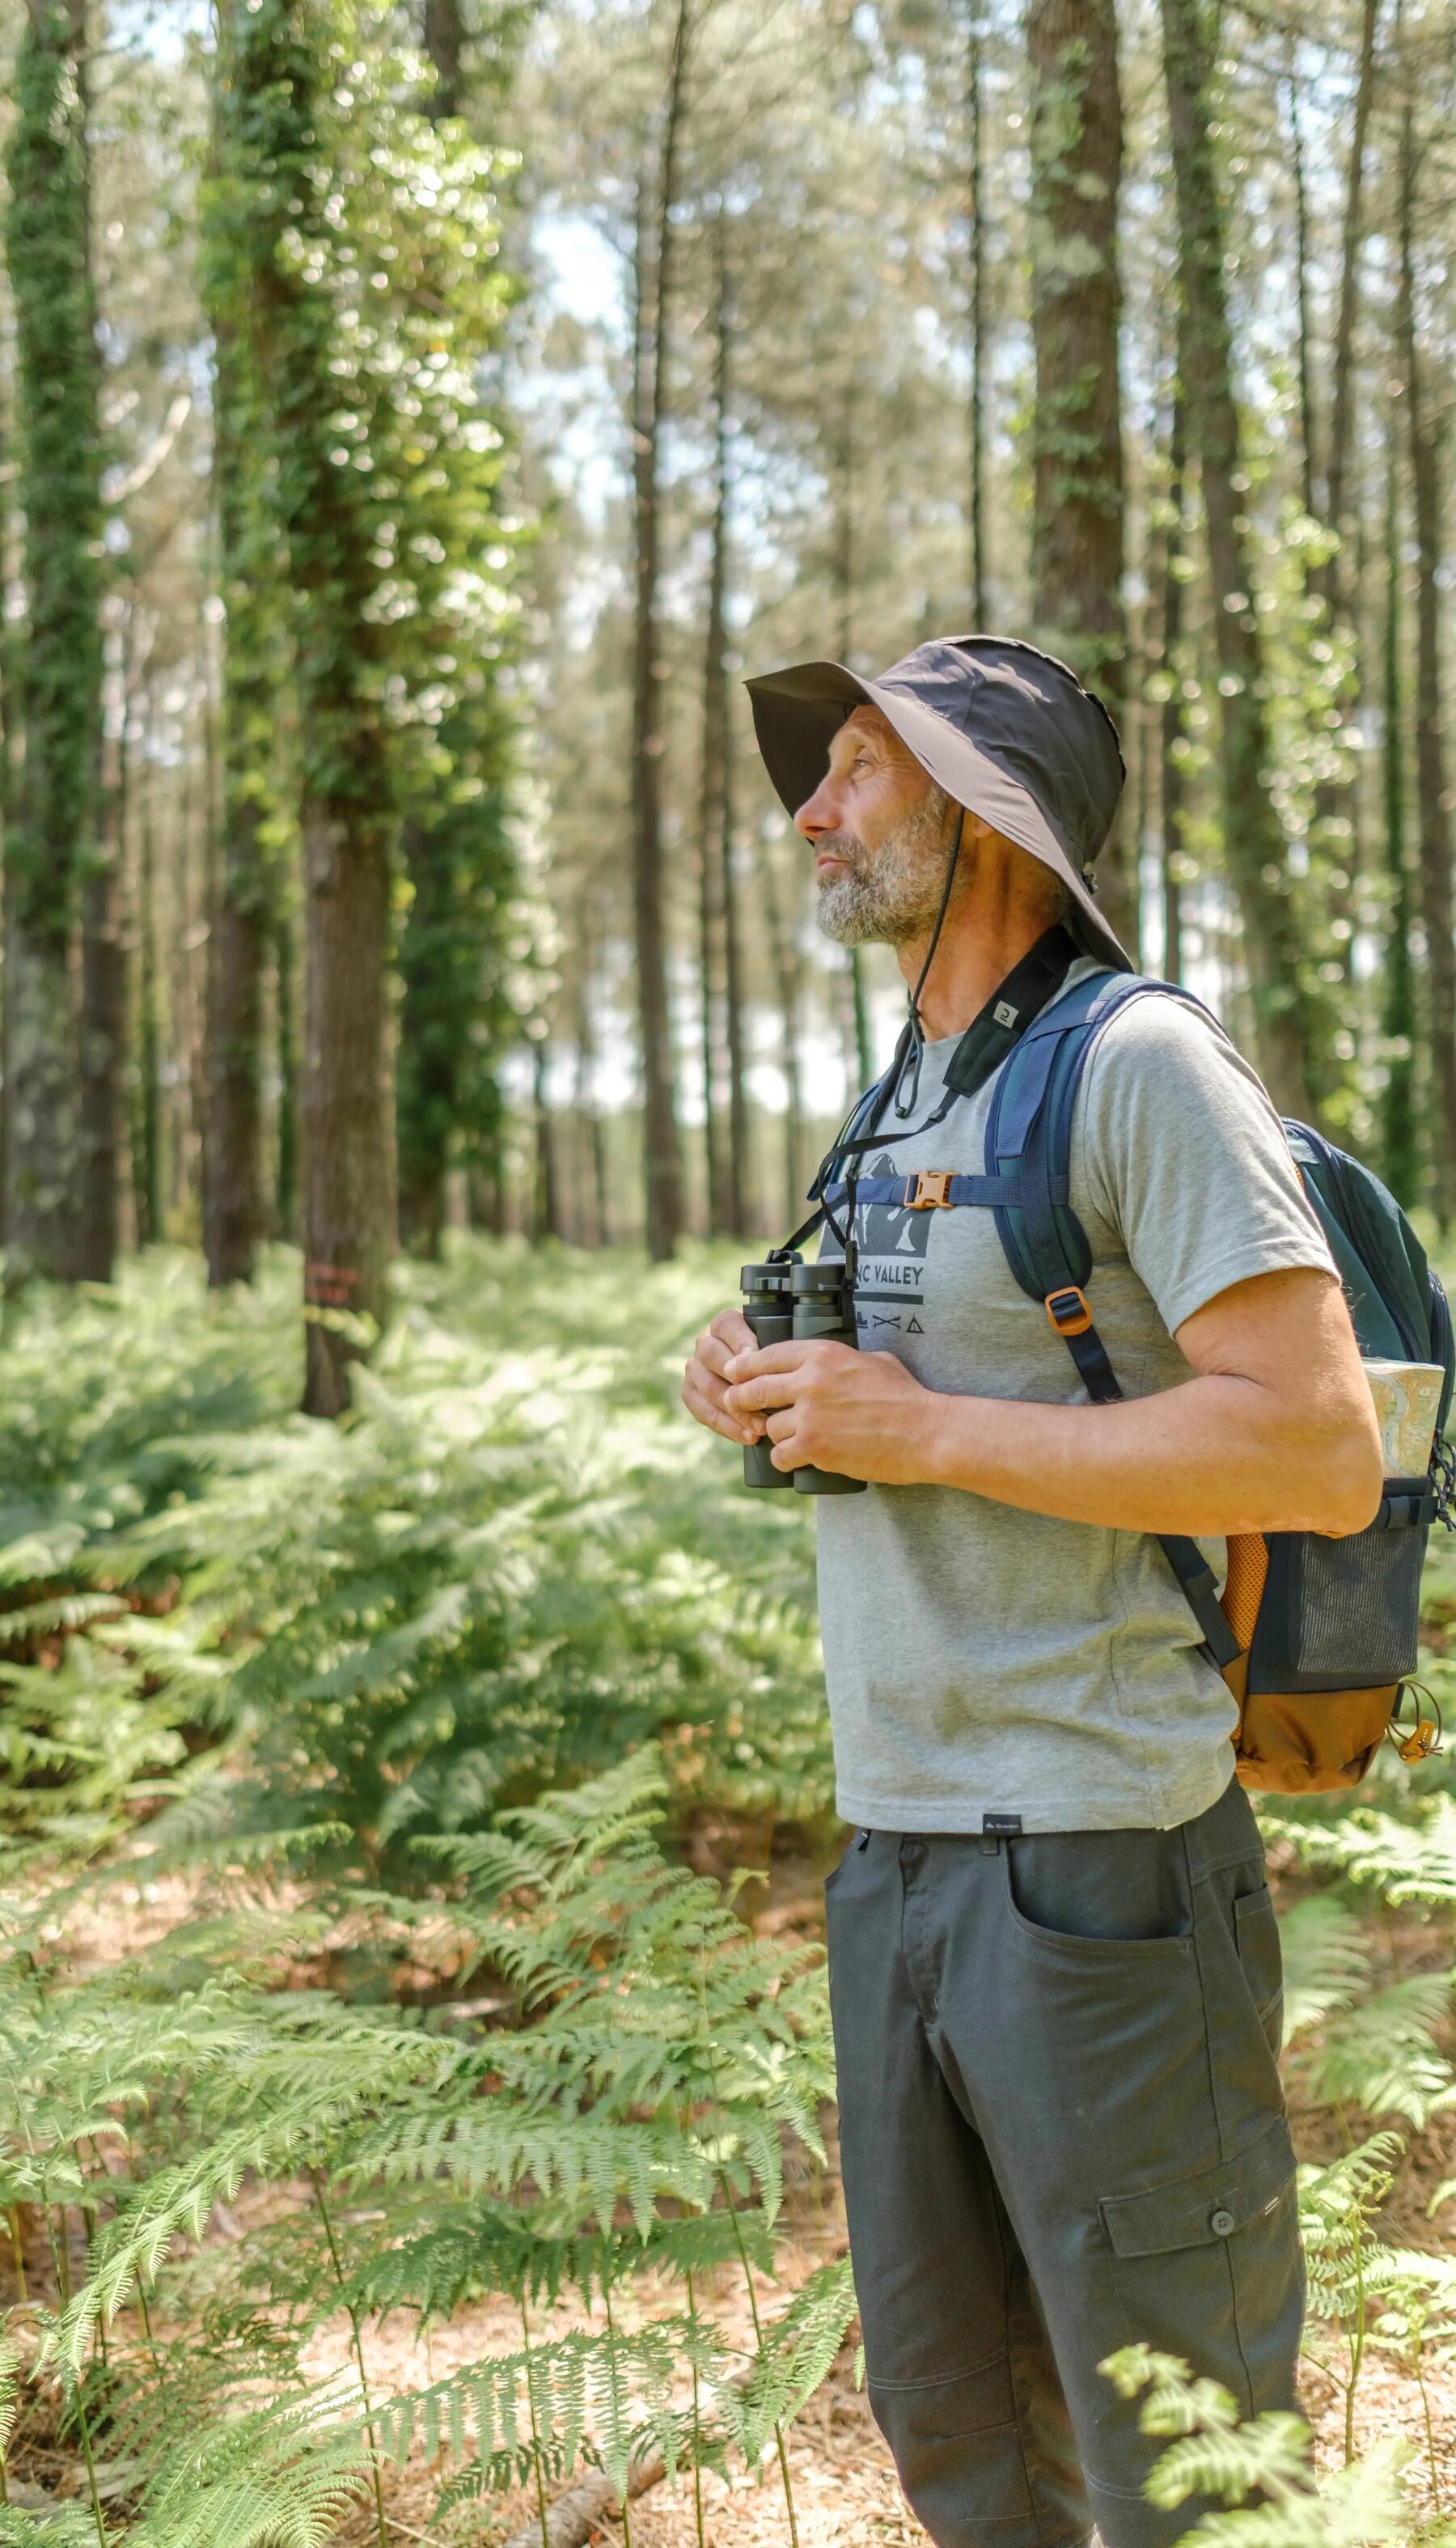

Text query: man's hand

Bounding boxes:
[681,1309,770,1448]
[723,1338,942,1484]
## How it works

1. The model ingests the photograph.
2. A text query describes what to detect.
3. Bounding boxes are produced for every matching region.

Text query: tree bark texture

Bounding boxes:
[1307,0,1379,897]
[396,812,454,1261]
[1286,67,1316,525]
[1396,97,1456,1226]
[3,0,104,1277]
[1159,384,1187,986]
[1026,0,1133,956]
[1379,425,1417,1206]
[760,845,804,1235]
[531,1036,561,1242]
[1159,0,1314,1116]
[965,0,988,625]
[829,418,875,1095]
[77,826,125,1280]
[298,799,392,1410]
[1323,0,1380,568]
[132,739,163,1247]
[201,312,271,1287]
[629,0,690,1261]
[423,0,464,117]
[720,731,753,1236]
[273,906,298,1239]
[237,0,393,1410]
[697,213,732,1236]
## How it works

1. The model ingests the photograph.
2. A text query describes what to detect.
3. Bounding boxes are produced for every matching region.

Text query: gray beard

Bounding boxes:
[815,784,958,947]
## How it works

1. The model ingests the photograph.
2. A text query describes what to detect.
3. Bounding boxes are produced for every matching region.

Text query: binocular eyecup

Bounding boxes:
[738,1253,866,1497]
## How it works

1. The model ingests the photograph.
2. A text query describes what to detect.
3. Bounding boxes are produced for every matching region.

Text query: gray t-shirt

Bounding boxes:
[816,965,1336,1834]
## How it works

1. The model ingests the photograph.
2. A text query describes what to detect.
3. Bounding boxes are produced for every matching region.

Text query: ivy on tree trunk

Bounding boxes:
[3,0,104,1278]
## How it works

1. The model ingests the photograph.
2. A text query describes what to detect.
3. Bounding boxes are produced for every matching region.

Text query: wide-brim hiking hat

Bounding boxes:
[744,634,1132,975]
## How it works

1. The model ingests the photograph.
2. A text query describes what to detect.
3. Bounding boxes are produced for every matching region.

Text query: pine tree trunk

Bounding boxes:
[133,736,163,1247]
[1379,426,1417,1205]
[720,735,753,1236]
[964,0,988,623]
[531,1037,561,1242]
[629,1,690,1261]
[1159,0,1314,1114]
[298,796,392,1409]
[1285,66,1316,525]
[201,312,270,1287]
[697,211,732,1236]
[3,0,104,1278]
[234,0,393,1412]
[1159,383,1187,986]
[1307,0,1379,935]
[760,846,804,1235]
[273,905,298,1240]
[1027,0,1132,955]
[422,0,463,116]
[1323,0,1380,564]
[1396,95,1456,1226]
[77,810,125,1280]
[830,420,875,1090]
[74,77,120,1285]
[396,812,452,1260]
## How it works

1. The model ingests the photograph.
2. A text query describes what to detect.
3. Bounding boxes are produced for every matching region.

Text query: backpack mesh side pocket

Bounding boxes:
[1246,1482,1430,1695]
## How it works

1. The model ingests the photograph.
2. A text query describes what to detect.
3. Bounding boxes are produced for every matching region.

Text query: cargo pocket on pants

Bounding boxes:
[1098,2118,1300,2410]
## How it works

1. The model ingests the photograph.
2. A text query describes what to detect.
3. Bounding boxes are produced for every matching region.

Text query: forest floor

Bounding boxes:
[21,1830,1450,2548]
[329,1829,1456,2545]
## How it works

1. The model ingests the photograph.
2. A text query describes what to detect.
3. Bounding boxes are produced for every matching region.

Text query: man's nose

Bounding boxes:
[794,778,840,841]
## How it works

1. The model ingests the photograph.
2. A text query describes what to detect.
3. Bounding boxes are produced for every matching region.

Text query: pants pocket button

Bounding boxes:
[1210,2207,1236,2237]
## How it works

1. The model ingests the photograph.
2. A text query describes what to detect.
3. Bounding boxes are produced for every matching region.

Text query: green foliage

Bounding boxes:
[0,1244,827,1859]
[195,0,527,1326]
[0,1752,851,2536]
[1101,2345,1425,2548]
[3,0,104,937]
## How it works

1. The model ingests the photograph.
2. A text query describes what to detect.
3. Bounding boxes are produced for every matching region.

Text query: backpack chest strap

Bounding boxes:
[819,1171,1071,1215]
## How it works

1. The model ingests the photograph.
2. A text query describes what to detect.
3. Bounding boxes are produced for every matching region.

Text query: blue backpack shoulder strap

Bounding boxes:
[985,971,1218,1304]
[987,972,1240,1673]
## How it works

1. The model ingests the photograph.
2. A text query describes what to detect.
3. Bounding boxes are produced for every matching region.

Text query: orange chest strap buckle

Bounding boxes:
[904,1170,954,1210]
[1045,1285,1094,1338]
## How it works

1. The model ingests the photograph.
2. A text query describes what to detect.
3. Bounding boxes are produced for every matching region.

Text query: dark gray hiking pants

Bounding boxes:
[825,1778,1302,2548]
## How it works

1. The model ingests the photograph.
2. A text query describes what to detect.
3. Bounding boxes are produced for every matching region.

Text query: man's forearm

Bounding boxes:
[918,1376,1377,1538]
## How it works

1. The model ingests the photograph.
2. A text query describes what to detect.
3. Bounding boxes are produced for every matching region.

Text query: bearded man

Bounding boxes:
[679,638,1382,2548]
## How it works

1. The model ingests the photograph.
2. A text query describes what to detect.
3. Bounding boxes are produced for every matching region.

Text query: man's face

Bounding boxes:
[794,706,958,947]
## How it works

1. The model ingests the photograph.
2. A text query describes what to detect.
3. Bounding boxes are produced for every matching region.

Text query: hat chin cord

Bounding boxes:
[893,803,966,1119]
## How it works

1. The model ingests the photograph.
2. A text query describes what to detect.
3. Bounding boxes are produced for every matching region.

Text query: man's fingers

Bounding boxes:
[725,1339,806,1380]
[726,1367,802,1414]
[681,1376,762,1446]
[694,1331,738,1384]
[709,1308,756,1355]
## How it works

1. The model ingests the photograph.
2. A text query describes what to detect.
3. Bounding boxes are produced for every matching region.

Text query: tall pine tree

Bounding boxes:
[3,0,104,1277]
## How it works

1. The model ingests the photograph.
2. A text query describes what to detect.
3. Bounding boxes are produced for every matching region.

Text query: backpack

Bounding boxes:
[823,971,1455,1795]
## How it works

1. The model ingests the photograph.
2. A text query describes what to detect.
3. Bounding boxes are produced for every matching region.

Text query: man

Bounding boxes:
[680,637,1382,2548]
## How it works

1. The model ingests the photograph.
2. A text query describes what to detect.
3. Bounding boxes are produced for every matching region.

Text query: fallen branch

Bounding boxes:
[497,2431,671,2548]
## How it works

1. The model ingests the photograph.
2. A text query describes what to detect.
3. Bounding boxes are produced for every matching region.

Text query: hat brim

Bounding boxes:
[745,658,1132,976]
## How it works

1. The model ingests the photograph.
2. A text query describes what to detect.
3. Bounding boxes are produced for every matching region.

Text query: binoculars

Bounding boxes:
[738,1253,866,1496]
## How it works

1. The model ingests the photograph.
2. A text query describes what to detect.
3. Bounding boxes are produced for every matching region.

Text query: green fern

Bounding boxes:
[1101,2345,1417,2547]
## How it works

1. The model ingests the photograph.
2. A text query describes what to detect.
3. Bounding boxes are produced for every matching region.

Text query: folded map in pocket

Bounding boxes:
[1363,1359,1445,1478]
